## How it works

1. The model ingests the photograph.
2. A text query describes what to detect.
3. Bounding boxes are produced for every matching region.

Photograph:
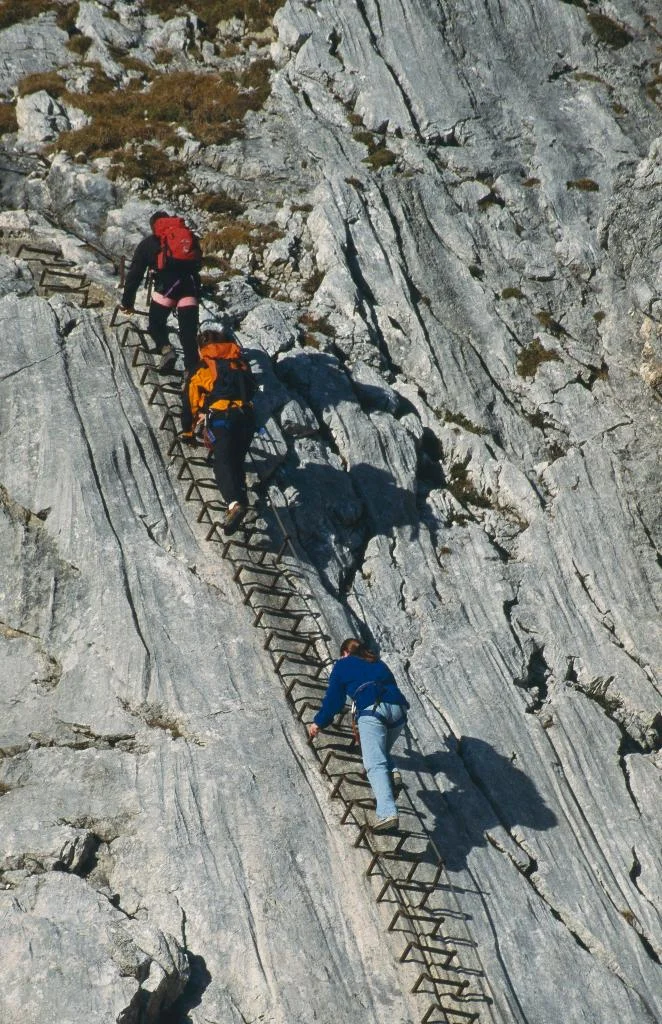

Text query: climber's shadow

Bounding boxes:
[287,459,419,557]
[244,451,422,591]
[349,461,419,537]
[399,732,558,873]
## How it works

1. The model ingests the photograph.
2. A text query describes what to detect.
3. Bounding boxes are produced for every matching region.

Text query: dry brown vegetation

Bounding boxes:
[535,310,567,337]
[586,12,633,49]
[566,178,600,191]
[0,101,16,135]
[9,0,286,263]
[107,145,188,188]
[46,60,273,192]
[67,34,92,55]
[351,125,397,171]
[0,0,53,31]
[364,147,396,170]
[299,312,335,339]
[143,0,283,37]
[0,0,81,34]
[516,338,561,378]
[53,61,273,163]
[197,191,246,217]
[17,72,66,98]
[201,218,283,258]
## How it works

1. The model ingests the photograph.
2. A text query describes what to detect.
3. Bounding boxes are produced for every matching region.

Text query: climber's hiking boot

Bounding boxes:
[223,502,246,536]
[157,344,177,374]
[372,815,399,833]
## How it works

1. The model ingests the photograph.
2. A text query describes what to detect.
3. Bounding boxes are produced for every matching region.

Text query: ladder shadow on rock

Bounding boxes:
[14,238,501,1024]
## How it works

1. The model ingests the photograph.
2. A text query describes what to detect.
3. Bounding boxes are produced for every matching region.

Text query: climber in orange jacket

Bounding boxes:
[180,329,257,535]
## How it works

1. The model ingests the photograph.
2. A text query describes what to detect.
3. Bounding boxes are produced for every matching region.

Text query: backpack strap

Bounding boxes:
[352,678,407,731]
[351,679,388,723]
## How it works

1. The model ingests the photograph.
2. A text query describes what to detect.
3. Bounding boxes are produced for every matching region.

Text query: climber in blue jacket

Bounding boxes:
[309,638,409,832]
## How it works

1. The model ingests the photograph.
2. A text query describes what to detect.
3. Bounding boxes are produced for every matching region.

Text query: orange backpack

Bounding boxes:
[193,341,256,415]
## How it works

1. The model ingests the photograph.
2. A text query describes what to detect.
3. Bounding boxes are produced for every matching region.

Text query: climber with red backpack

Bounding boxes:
[120,210,202,374]
[180,328,258,535]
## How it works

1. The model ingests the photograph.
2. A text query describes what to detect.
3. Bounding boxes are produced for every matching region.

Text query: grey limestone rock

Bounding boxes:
[0,253,33,298]
[0,1,661,1022]
[0,17,70,94]
[0,873,189,1024]
[75,0,141,80]
[15,91,72,145]
[24,153,117,241]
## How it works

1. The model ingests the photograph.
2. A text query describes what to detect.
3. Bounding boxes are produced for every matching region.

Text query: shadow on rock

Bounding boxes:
[271,455,421,593]
[399,732,557,873]
[160,954,211,1024]
[349,461,419,537]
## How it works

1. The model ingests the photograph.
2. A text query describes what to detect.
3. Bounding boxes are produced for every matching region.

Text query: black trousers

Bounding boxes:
[148,302,199,370]
[209,407,256,506]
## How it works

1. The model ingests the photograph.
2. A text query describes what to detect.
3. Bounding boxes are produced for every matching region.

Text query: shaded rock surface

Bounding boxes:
[0,1,661,1023]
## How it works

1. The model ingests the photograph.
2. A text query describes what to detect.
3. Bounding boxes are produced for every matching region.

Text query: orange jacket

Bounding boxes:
[181,341,255,434]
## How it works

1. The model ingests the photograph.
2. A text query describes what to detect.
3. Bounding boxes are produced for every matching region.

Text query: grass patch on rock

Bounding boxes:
[51,60,273,188]
[197,190,246,217]
[567,178,600,192]
[0,0,71,30]
[586,12,633,49]
[0,101,17,135]
[17,71,66,98]
[107,144,189,188]
[143,0,283,37]
[67,33,92,56]
[352,125,397,171]
[646,75,662,106]
[442,409,487,435]
[363,146,396,170]
[447,459,493,509]
[301,267,324,297]
[516,338,561,378]
[201,217,282,258]
[299,312,336,347]
[535,310,567,337]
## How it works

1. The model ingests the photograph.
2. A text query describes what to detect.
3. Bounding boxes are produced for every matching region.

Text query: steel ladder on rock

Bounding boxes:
[8,236,496,1024]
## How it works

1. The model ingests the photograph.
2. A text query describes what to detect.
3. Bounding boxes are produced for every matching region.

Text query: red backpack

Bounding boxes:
[152,216,199,269]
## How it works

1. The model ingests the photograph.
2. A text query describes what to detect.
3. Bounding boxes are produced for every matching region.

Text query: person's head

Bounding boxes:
[197,327,231,350]
[150,210,170,231]
[339,637,378,661]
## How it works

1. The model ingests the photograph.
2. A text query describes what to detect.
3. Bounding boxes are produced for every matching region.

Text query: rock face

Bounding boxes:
[0,3,661,1024]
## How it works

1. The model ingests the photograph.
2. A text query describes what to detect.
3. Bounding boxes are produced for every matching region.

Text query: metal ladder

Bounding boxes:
[9,237,496,1024]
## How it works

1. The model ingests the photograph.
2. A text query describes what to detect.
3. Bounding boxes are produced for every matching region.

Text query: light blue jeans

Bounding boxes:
[358,702,406,819]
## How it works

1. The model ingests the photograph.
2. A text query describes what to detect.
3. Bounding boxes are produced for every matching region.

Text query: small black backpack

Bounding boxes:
[208,356,256,405]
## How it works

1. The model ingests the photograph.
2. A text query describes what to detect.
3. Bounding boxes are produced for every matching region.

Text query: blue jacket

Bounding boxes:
[314,655,409,729]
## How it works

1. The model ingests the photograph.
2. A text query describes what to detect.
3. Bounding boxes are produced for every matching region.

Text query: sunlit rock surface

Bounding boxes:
[0,1,660,1022]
